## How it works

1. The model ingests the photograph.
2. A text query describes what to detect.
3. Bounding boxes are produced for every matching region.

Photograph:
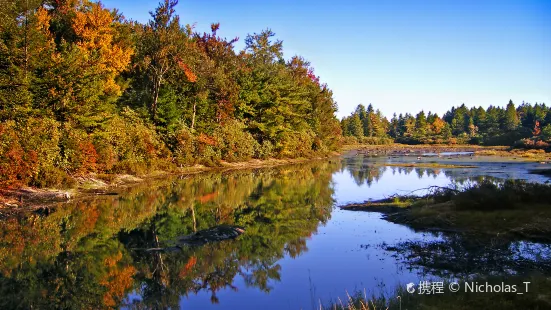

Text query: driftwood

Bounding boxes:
[144,225,245,252]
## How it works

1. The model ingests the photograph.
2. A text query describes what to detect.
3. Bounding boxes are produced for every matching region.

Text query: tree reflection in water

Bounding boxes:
[0,162,338,309]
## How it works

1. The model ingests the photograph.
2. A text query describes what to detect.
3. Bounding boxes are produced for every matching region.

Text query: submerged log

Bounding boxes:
[145,225,245,252]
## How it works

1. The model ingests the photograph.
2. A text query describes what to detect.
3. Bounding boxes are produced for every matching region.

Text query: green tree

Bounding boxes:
[347,114,364,138]
[415,110,427,137]
[503,100,519,131]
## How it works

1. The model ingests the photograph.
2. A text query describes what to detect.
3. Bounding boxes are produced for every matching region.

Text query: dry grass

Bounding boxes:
[476,148,551,161]
[324,276,551,310]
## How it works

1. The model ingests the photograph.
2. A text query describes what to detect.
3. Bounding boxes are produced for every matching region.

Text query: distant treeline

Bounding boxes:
[341,101,551,147]
[0,0,342,187]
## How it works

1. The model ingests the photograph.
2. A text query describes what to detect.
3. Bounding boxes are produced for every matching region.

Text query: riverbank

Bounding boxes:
[340,180,551,242]
[0,155,338,210]
[343,144,551,162]
[333,180,551,309]
[342,143,506,156]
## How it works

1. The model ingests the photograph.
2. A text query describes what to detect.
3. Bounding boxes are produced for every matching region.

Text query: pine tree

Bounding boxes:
[347,114,364,138]
[504,100,519,131]
[415,110,427,137]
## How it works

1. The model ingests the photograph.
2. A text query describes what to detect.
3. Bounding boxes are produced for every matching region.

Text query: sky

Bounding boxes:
[101,0,550,119]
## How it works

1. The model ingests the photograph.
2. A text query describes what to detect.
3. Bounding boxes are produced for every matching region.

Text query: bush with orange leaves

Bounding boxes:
[0,118,62,187]
[60,124,98,175]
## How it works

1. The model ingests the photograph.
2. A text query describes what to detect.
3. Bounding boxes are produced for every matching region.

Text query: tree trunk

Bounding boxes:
[191,100,196,130]
[152,77,161,118]
[191,204,197,232]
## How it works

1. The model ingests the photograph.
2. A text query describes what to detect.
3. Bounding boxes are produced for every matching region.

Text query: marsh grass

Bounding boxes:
[343,180,551,242]
[476,148,551,161]
[324,276,551,310]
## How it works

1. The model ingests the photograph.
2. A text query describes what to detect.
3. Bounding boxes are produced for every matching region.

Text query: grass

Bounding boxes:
[343,143,551,162]
[341,143,506,154]
[342,180,551,242]
[476,148,551,162]
[323,276,551,310]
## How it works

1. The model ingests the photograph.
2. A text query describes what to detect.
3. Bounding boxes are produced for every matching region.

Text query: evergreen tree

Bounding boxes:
[415,110,427,136]
[504,100,519,131]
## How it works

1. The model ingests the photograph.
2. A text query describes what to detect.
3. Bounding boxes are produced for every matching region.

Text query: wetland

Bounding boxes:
[1,153,551,309]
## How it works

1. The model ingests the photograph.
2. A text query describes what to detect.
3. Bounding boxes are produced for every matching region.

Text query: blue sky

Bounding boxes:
[101,0,550,119]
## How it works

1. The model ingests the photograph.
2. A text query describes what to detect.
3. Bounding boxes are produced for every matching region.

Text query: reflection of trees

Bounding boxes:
[0,162,339,308]
[126,163,337,308]
[341,156,507,190]
[386,233,551,278]
[343,156,387,186]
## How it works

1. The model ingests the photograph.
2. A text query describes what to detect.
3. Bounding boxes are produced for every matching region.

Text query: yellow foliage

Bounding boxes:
[35,7,51,32]
[431,117,446,134]
[72,2,134,95]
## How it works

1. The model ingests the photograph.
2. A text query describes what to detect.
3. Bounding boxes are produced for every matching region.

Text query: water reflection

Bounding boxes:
[0,162,338,309]
[0,156,549,309]
[385,234,551,278]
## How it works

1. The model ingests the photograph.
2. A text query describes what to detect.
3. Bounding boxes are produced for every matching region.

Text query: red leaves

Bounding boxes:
[179,256,198,278]
[197,133,217,146]
[78,141,98,174]
[307,68,320,85]
[533,120,542,136]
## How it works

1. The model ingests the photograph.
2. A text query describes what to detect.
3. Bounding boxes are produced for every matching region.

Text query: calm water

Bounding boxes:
[1,155,550,309]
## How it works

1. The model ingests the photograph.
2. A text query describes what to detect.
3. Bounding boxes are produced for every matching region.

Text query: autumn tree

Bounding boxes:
[131,0,195,119]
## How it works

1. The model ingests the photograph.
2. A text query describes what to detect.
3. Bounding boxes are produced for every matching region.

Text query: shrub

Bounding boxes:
[0,121,38,187]
[94,108,169,174]
[213,120,258,162]
[452,180,551,211]
[195,133,221,166]
[358,136,393,145]
[342,136,359,145]
[0,118,62,187]
[32,165,75,188]
[277,130,315,158]
[514,138,550,150]
[60,124,98,175]
[255,140,274,159]
[172,125,196,167]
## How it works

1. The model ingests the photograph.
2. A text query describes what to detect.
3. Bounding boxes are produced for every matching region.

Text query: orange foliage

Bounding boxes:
[197,191,218,203]
[178,256,197,278]
[35,7,52,32]
[0,125,38,187]
[100,252,136,307]
[78,140,98,173]
[533,120,541,136]
[431,117,446,135]
[176,59,198,82]
[197,133,217,146]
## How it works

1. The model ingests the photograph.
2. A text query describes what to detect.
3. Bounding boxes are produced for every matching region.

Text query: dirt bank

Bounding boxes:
[0,155,339,210]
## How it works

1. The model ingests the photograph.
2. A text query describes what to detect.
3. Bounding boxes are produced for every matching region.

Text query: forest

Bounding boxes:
[0,0,342,188]
[341,101,551,147]
[1,0,549,190]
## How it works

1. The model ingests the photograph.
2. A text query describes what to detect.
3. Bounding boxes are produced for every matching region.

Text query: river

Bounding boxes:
[0,154,550,309]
